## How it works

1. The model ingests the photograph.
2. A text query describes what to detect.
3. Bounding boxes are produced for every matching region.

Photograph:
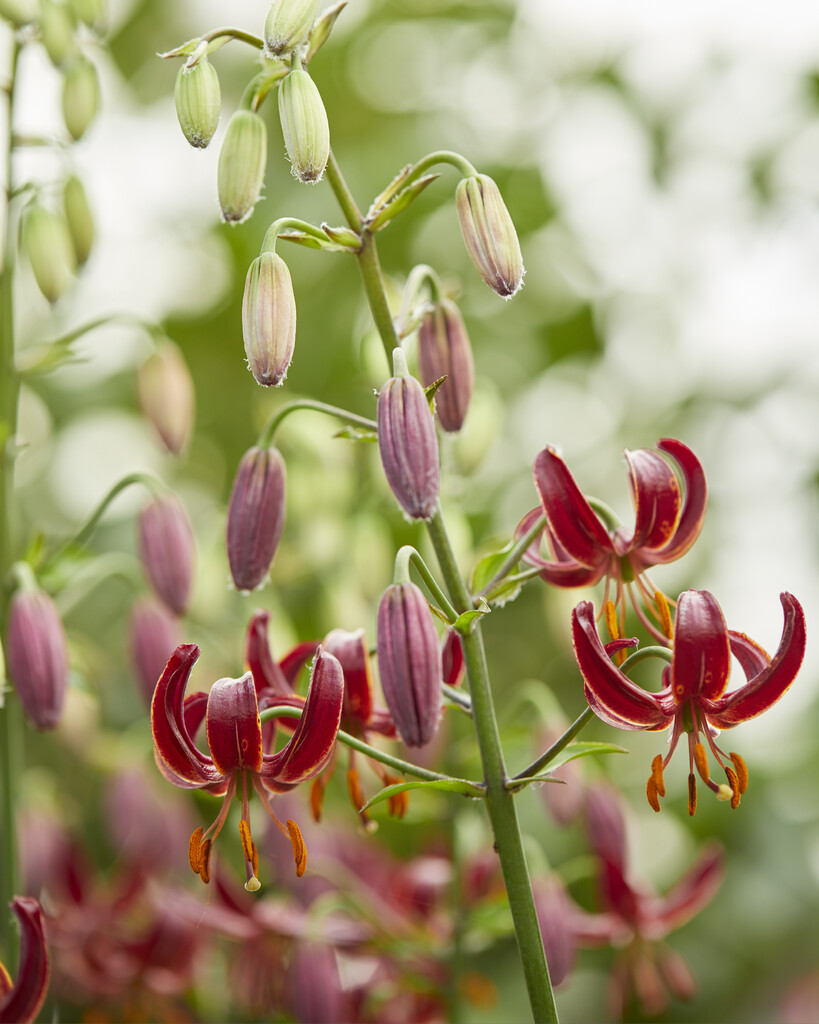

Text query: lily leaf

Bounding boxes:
[471,545,522,607]
[333,426,377,443]
[361,777,484,813]
[509,741,628,790]
[368,174,440,232]
[452,598,490,635]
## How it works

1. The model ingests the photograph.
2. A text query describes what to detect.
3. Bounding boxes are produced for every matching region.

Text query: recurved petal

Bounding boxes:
[705,593,806,728]
[572,602,672,731]
[646,843,724,939]
[206,674,264,775]
[644,438,707,564]
[515,508,607,588]
[621,447,682,553]
[0,897,49,1024]
[324,628,374,727]
[245,610,291,696]
[671,590,732,702]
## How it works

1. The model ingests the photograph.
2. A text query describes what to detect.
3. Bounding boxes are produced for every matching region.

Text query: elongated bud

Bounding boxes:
[138,493,196,615]
[62,56,101,140]
[137,339,196,455]
[40,0,76,66]
[174,57,221,149]
[264,0,320,55]
[23,203,76,304]
[0,0,38,25]
[455,174,523,297]
[7,588,69,730]
[377,349,440,520]
[62,174,94,266]
[226,446,286,592]
[377,582,442,747]
[129,597,181,704]
[418,298,474,432]
[278,69,330,183]
[242,252,296,386]
[218,110,267,224]
[69,0,106,29]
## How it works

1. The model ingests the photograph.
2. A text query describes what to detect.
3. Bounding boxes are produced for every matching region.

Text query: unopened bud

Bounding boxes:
[218,110,267,224]
[455,174,523,297]
[62,56,101,140]
[377,350,440,520]
[23,202,76,304]
[62,174,94,266]
[129,597,181,705]
[137,339,196,456]
[242,251,296,386]
[278,68,330,183]
[40,0,77,66]
[138,493,196,615]
[0,0,38,25]
[264,0,320,55]
[226,446,286,592]
[69,0,105,29]
[7,588,69,730]
[376,582,442,747]
[174,57,221,149]
[418,298,474,433]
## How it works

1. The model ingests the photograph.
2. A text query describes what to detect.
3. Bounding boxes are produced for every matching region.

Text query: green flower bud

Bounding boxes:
[278,69,329,184]
[0,0,38,26]
[62,174,94,265]
[217,110,267,225]
[40,0,77,66]
[242,252,296,387]
[68,0,105,29]
[23,203,76,304]
[264,0,320,55]
[174,57,221,149]
[62,56,100,140]
[455,173,524,298]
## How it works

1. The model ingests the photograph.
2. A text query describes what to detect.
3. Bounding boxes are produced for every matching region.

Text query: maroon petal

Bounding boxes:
[206,674,264,775]
[646,843,724,939]
[671,590,732,702]
[441,629,465,688]
[532,878,577,987]
[324,628,374,728]
[515,508,606,588]
[728,630,771,678]
[244,610,291,697]
[585,782,628,872]
[0,897,49,1024]
[643,438,707,565]
[620,447,683,553]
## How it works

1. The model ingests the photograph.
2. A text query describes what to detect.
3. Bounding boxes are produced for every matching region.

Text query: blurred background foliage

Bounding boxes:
[5,0,819,1020]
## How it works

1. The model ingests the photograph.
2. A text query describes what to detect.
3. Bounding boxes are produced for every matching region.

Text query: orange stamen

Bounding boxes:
[729,752,748,794]
[693,742,710,781]
[188,827,203,875]
[687,772,697,816]
[654,590,673,640]
[384,772,409,818]
[198,839,212,883]
[346,767,367,813]
[286,819,307,877]
[724,766,741,809]
[651,754,666,797]
[310,776,327,822]
[239,818,254,862]
[646,777,661,812]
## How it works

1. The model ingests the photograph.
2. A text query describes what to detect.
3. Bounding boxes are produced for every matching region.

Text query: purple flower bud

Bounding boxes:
[242,252,297,387]
[138,493,195,615]
[227,446,286,592]
[376,582,442,747]
[455,173,524,297]
[130,597,181,704]
[418,298,475,433]
[6,588,69,730]
[377,350,440,520]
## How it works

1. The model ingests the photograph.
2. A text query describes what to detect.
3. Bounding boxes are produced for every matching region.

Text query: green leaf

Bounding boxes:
[470,545,522,607]
[452,597,490,635]
[332,426,377,443]
[361,777,484,813]
[510,742,628,790]
[368,174,440,232]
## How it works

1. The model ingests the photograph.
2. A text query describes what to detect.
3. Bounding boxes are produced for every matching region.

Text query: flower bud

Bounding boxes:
[376,582,442,747]
[138,493,196,615]
[137,339,196,456]
[278,68,330,183]
[129,597,181,705]
[217,110,267,224]
[62,56,101,141]
[6,588,69,730]
[418,298,474,433]
[0,0,38,25]
[242,251,296,386]
[226,446,286,592]
[174,57,221,149]
[264,0,320,55]
[455,173,523,297]
[62,174,94,266]
[377,350,440,520]
[69,0,105,29]
[23,202,76,304]
[40,0,76,66]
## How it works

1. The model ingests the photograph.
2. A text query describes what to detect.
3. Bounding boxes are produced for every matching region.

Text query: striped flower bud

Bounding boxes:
[138,493,196,615]
[69,0,106,29]
[226,446,286,592]
[61,56,100,140]
[62,174,94,266]
[217,110,267,224]
[242,251,296,386]
[40,0,76,66]
[377,349,440,520]
[130,597,181,705]
[377,582,442,747]
[455,173,523,298]
[278,68,330,183]
[264,0,320,55]
[23,202,76,304]
[418,298,474,433]
[0,0,38,25]
[174,56,221,149]
[137,339,196,456]
[6,588,69,730]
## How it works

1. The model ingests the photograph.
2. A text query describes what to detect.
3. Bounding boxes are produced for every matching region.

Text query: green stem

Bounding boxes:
[393,545,458,623]
[403,149,478,188]
[201,26,265,50]
[509,707,596,786]
[257,398,376,448]
[619,645,673,671]
[325,150,363,231]
[260,217,333,254]
[476,512,547,599]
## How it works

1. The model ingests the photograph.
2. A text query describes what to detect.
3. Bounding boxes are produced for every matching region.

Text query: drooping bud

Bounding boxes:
[174,56,221,149]
[376,581,442,747]
[217,110,267,224]
[278,68,330,183]
[226,446,286,592]
[377,348,440,520]
[0,0,38,26]
[264,0,320,55]
[138,493,196,615]
[22,202,76,304]
[418,298,474,433]
[137,339,196,456]
[62,174,94,266]
[455,173,523,297]
[129,597,181,704]
[69,0,106,29]
[242,251,296,386]
[39,0,76,66]
[61,56,101,140]
[6,587,69,730]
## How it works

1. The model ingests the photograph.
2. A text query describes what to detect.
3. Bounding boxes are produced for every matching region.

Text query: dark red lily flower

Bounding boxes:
[151,642,343,890]
[572,590,806,813]
[0,897,50,1024]
[517,439,706,641]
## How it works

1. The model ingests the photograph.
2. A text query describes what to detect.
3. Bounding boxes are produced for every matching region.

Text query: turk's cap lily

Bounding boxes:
[324,627,396,737]
[244,609,318,702]
[0,897,50,1024]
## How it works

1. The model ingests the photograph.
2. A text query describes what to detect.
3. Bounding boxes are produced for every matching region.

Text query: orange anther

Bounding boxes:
[239,818,254,862]
[286,819,307,878]
[198,839,212,883]
[646,776,661,813]
[724,767,741,809]
[693,743,710,781]
[604,600,620,642]
[309,776,326,823]
[654,590,673,640]
[729,752,748,794]
[650,754,666,797]
[687,773,697,816]
[346,768,367,814]
[188,827,204,875]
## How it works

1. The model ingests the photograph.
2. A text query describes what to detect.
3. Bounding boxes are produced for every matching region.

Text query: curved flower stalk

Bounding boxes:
[572,590,806,814]
[151,643,343,890]
[0,897,50,1024]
